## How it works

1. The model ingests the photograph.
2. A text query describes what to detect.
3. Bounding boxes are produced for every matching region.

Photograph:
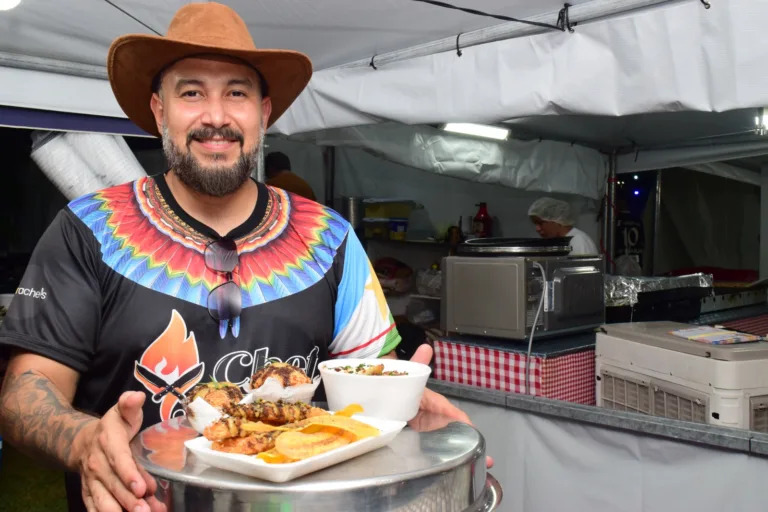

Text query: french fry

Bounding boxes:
[257,448,296,464]
[333,404,364,417]
[303,415,380,440]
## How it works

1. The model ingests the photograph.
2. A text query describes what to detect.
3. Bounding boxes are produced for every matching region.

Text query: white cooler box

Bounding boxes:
[596,321,768,431]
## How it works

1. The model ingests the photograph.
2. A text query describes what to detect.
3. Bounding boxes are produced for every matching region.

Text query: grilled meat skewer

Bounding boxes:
[222,399,327,426]
[211,431,281,455]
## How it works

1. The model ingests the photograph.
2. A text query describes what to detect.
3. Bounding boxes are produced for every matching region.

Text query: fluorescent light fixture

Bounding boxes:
[442,123,510,141]
[0,0,21,11]
[756,107,768,135]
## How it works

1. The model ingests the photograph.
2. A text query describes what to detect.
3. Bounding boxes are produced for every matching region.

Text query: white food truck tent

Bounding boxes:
[1,0,768,249]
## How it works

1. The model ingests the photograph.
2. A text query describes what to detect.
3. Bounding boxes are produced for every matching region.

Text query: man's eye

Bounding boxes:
[181,91,201,98]
[230,90,247,97]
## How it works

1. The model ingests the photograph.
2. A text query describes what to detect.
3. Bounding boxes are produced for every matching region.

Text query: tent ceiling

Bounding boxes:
[503,108,768,177]
[505,108,764,154]
[0,0,589,71]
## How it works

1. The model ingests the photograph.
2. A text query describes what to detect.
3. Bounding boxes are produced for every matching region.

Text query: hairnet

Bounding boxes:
[527,197,575,226]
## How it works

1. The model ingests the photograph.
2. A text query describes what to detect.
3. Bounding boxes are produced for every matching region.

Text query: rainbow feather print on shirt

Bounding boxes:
[68,177,350,314]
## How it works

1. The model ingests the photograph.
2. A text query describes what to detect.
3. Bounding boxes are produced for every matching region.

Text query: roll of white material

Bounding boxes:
[31,133,108,200]
[65,132,147,187]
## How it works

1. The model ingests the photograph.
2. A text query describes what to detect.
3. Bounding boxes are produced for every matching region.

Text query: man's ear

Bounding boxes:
[261,97,273,131]
[150,93,164,134]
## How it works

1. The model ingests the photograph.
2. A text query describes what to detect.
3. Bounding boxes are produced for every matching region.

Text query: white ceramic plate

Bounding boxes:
[184,414,406,483]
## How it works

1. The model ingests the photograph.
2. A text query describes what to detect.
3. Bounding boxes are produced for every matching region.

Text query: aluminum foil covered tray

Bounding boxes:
[605,273,714,307]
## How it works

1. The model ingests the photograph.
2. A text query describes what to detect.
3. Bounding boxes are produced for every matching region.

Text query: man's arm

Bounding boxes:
[0,351,96,471]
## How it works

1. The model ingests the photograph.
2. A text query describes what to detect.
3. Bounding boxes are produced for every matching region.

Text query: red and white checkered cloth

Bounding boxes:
[434,339,595,405]
[722,314,768,337]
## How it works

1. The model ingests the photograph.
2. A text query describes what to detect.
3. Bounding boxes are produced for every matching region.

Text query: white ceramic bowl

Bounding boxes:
[319,358,432,422]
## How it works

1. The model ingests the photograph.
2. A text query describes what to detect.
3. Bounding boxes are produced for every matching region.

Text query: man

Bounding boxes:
[0,4,479,512]
[528,197,599,255]
[265,151,317,201]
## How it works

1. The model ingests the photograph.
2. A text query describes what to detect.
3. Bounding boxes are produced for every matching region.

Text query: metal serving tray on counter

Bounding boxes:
[130,409,502,512]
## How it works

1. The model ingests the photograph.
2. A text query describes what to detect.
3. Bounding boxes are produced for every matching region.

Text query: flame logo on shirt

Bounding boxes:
[134,310,204,421]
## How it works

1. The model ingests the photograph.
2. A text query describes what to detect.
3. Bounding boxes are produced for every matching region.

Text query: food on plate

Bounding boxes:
[273,430,352,460]
[185,380,244,409]
[250,362,312,389]
[330,363,408,376]
[222,399,328,426]
[212,431,282,455]
[298,415,380,440]
[203,416,307,442]
[199,401,380,464]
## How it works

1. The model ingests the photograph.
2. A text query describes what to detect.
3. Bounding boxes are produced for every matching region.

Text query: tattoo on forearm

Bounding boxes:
[0,370,97,470]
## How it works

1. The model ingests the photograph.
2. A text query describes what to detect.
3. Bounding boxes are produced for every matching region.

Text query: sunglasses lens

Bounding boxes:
[205,238,239,273]
[208,281,242,321]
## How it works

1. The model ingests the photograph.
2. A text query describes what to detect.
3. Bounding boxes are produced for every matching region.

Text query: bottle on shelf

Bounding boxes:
[472,202,493,238]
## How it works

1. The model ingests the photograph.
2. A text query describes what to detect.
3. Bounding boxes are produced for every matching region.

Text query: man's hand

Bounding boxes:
[409,344,495,469]
[76,391,165,512]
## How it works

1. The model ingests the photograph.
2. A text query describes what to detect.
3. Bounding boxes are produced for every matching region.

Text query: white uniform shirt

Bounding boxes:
[566,227,599,256]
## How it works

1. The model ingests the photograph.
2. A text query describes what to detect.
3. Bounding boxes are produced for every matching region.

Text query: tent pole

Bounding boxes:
[339,0,683,70]
[607,153,617,272]
[760,165,768,279]
[0,51,107,80]
[652,170,663,276]
[323,146,336,208]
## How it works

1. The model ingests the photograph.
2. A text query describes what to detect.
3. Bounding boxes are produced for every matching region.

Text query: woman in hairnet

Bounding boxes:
[528,197,599,256]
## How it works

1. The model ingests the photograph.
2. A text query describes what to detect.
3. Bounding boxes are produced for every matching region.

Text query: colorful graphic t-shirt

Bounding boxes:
[0,174,400,511]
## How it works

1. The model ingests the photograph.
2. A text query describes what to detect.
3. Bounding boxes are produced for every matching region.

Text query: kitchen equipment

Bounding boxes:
[597,321,768,431]
[442,249,604,340]
[131,409,502,511]
[604,274,714,323]
[335,197,363,230]
[458,237,574,257]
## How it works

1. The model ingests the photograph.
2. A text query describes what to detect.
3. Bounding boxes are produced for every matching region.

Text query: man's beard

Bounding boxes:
[162,125,263,197]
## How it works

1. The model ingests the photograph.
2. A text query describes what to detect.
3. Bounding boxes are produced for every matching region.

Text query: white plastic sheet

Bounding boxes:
[30,132,147,200]
[450,397,768,512]
[291,124,607,200]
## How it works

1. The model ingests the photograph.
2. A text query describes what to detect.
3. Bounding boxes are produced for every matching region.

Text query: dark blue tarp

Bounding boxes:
[0,105,152,137]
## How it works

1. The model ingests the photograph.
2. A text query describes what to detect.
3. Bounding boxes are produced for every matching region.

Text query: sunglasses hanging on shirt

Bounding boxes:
[204,237,242,338]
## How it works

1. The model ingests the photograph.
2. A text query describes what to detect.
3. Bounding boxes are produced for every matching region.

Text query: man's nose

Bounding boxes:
[200,97,229,127]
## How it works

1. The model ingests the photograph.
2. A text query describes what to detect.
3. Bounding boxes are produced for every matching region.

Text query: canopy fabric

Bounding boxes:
[3,0,756,138]
[0,0,589,71]
[3,0,768,191]
[273,0,765,135]
[289,123,607,200]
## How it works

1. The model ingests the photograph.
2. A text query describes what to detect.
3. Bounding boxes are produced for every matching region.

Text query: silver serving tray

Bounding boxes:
[131,408,502,511]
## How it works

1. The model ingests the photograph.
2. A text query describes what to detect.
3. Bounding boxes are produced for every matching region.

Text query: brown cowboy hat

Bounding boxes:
[107,2,312,137]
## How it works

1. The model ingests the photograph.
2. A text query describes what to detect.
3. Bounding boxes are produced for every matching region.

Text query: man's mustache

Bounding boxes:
[186,127,245,147]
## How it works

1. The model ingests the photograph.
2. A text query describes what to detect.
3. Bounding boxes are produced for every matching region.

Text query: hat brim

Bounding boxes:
[108,34,313,138]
